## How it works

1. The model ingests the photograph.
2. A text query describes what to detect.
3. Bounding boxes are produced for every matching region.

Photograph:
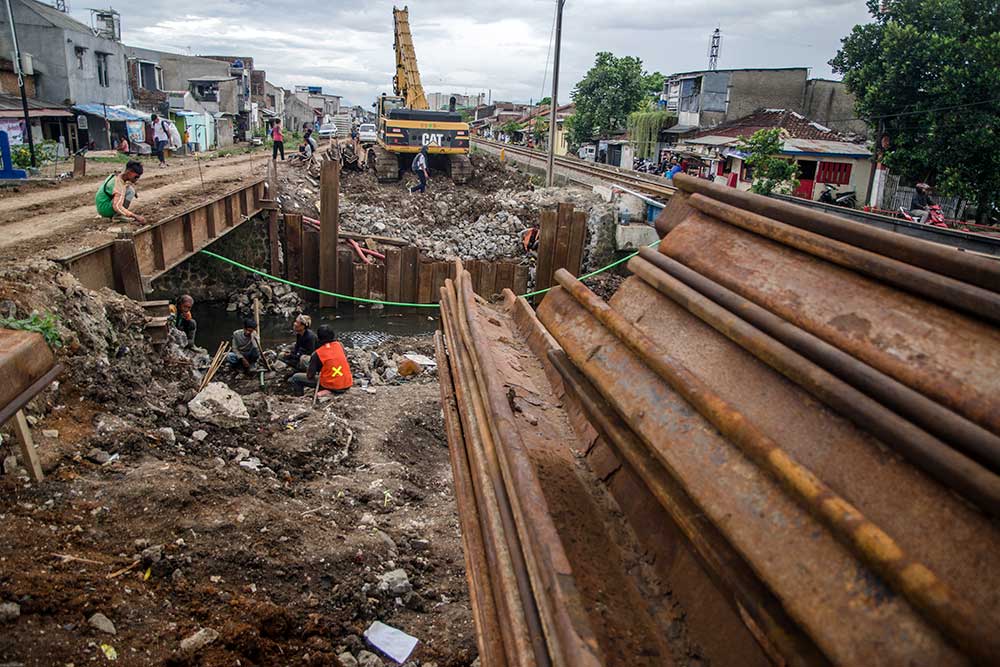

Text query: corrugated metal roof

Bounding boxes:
[73,104,150,122]
[21,0,92,33]
[782,137,871,157]
[0,92,68,113]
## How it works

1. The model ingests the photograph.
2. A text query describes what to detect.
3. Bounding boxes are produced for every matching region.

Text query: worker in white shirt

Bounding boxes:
[150,113,170,167]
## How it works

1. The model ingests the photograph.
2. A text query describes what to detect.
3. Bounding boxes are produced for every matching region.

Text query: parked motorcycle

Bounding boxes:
[818,184,857,208]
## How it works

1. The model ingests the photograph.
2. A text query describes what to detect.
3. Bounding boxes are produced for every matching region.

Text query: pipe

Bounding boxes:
[553,267,1000,664]
[636,247,1000,475]
[686,193,1000,325]
[628,253,1000,516]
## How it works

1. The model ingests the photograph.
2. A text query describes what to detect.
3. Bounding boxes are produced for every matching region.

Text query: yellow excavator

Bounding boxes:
[369,6,473,184]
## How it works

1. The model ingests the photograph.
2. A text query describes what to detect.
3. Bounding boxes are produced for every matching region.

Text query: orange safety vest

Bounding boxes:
[315,342,353,390]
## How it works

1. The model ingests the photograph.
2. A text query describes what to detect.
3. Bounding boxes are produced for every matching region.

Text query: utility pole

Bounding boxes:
[3,0,36,167]
[545,0,565,187]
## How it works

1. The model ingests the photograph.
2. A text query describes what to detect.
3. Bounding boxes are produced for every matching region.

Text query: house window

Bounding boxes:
[138,62,159,91]
[95,52,110,87]
[75,47,86,70]
[817,161,852,185]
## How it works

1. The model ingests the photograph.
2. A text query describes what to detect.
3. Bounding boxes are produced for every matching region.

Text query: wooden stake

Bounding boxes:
[11,409,43,482]
[253,299,272,371]
[319,159,340,308]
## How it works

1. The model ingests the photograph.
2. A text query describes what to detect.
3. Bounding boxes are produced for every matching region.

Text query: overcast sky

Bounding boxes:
[70,0,874,107]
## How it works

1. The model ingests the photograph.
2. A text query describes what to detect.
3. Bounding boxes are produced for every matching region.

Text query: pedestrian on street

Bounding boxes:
[150,114,170,167]
[270,119,285,161]
[95,160,145,224]
[409,145,430,194]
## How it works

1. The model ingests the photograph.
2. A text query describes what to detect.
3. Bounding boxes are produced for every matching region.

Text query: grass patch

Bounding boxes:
[0,312,62,348]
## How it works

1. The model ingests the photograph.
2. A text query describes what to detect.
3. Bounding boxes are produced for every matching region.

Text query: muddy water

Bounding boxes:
[192,303,440,349]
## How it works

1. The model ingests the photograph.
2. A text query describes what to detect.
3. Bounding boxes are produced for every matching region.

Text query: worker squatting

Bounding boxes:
[169,297,353,397]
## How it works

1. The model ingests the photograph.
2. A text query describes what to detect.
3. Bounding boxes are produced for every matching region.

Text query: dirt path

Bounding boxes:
[0,151,269,263]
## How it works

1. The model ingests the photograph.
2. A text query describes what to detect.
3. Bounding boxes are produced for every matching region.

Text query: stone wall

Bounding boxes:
[149,215,273,303]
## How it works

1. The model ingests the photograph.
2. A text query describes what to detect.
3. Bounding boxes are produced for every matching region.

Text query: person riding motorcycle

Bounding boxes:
[910,183,935,224]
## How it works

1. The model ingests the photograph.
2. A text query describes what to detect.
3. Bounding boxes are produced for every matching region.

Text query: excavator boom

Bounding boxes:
[393,7,429,110]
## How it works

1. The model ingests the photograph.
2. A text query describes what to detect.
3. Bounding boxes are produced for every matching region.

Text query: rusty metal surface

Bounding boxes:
[660,211,1000,437]
[686,193,1000,325]
[627,253,1000,514]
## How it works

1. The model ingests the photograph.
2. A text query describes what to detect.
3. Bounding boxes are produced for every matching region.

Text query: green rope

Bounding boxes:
[198,239,658,309]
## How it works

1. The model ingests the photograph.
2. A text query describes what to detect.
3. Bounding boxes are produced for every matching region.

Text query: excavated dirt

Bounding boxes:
[0,264,476,666]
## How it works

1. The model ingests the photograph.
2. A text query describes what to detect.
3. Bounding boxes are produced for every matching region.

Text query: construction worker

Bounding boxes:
[95,160,146,224]
[168,294,197,346]
[281,314,318,370]
[289,325,352,395]
[409,145,429,194]
[226,317,261,371]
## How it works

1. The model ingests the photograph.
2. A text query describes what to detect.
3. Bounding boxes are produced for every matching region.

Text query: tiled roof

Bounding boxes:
[691,108,855,142]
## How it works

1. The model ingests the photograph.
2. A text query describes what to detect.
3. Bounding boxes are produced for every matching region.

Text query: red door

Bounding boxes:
[794,160,818,199]
[793,179,815,198]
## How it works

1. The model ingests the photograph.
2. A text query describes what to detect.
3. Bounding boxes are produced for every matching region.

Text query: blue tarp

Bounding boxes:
[72,104,150,122]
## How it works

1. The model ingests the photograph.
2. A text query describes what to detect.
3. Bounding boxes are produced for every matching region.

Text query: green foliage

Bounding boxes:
[499,120,522,135]
[830,0,1000,221]
[0,312,62,349]
[12,141,59,169]
[531,117,549,144]
[458,109,473,123]
[737,128,799,195]
[538,96,551,107]
[627,111,678,158]
[569,51,665,146]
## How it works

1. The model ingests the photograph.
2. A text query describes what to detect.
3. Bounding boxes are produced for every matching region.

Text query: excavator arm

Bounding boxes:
[392,6,429,110]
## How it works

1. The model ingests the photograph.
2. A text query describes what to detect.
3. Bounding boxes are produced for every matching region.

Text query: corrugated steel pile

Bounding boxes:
[436,173,1000,666]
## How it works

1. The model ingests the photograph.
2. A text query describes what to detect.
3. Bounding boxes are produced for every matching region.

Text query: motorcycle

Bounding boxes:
[899,204,947,227]
[818,184,857,208]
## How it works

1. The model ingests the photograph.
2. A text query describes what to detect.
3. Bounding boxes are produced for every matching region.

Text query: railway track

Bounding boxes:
[437,173,1000,665]
[472,138,676,200]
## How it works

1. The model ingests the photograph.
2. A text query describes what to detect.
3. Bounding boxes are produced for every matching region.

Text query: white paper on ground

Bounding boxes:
[364,620,419,664]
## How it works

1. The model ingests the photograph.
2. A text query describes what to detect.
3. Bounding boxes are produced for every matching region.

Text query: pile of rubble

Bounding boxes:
[225,278,304,318]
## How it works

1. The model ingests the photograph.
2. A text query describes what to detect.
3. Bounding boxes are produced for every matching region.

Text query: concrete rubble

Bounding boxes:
[188,382,251,427]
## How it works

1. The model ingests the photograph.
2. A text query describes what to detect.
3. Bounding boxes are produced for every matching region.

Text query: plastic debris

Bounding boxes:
[364,620,418,663]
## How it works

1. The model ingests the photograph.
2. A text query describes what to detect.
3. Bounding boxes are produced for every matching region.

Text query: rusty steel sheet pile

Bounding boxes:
[437,176,1000,666]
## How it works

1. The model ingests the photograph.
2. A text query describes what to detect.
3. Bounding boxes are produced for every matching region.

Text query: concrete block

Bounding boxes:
[614,224,659,251]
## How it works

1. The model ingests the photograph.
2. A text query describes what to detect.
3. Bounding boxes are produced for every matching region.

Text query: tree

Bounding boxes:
[531,117,549,145]
[737,128,800,195]
[830,0,1000,222]
[569,51,665,146]
[538,96,551,108]
[499,120,522,136]
[627,111,677,158]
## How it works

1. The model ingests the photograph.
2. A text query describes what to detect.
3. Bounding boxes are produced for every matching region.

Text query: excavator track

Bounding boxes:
[448,154,473,184]
[368,145,401,183]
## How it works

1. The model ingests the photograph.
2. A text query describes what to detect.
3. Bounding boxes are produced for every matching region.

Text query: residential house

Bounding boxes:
[201,55,254,138]
[259,80,284,128]
[0,59,74,149]
[659,67,864,140]
[0,0,130,149]
[677,108,872,201]
[187,76,238,147]
[426,91,486,111]
[515,103,575,154]
[293,88,341,125]
[123,46,231,113]
[283,89,315,133]
[470,102,533,136]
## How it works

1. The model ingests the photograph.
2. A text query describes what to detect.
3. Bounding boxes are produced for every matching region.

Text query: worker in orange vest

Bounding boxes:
[289,324,352,395]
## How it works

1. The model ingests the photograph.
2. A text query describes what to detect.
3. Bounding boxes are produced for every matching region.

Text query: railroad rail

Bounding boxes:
[437,173,1000,665]
[472,138,676,200]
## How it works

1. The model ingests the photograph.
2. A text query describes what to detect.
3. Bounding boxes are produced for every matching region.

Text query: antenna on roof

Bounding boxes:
[708,27,721,71]
[52,0,69,12]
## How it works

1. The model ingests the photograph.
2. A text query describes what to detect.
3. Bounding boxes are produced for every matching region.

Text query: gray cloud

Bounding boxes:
[71,0,873,106]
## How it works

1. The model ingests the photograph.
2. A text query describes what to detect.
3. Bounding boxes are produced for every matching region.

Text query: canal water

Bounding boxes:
[192,303,440,350]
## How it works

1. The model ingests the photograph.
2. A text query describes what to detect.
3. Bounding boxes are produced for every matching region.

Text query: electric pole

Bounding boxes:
[3,0,36,167]
[545,0,565,187]
[709,27,721,71]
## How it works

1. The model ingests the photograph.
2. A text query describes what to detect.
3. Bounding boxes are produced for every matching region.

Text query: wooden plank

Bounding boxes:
[566,210,588,277]
[319,159,340,308]
[112,238,145,301]
[338,249,354,297]
[534,208,559,295]
[432,262,448,304]
[302,229,319,303]
[513,264,529,297]
[205,202,218,238]
[189,208,208,247]
[496,261,515,296]
[481,261,497,300]
[553,202,574,279]
[150,226,166,271]
[400,247,418,305]
[285,213,303,285]
[470,260,483,296]
[370,261,386,301]
[11,409,43,482]
[182,214,194,252]
[352,262,370,304]
[417,261,434,303]
[385,247,402,302]
[268,210,281,276]
[224,196,235,227]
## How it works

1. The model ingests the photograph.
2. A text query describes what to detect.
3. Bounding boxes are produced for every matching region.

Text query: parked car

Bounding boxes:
[318,123,338,138]
[358,123,378,144]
